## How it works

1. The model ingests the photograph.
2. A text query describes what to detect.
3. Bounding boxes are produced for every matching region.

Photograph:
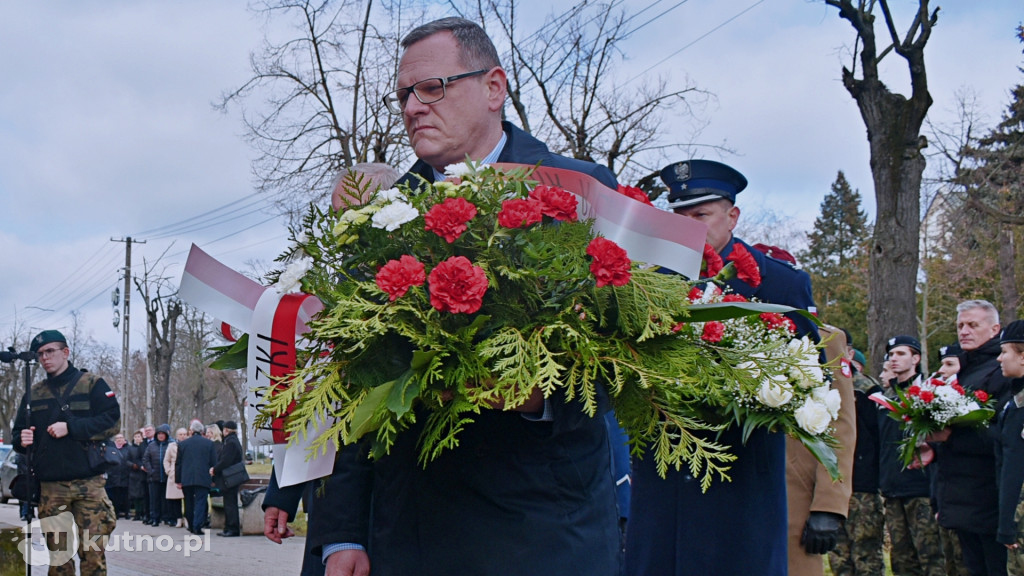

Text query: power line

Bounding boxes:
[624,0,765,86]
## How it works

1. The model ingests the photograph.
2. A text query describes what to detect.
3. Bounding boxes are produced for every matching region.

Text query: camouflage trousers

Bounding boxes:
[38,475,117,576]
[939,526,971,576]
[885,496,945,576]
[829,492,885,576]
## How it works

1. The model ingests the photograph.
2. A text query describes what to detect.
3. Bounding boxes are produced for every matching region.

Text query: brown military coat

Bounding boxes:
[786,324,857,576]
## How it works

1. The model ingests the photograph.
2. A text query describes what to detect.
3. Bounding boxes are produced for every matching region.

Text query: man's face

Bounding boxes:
[956,307,1001,352]
[36,343,69,376]
[397,32,505,171]
[937,356,960,379]
[177,430,188,442]
[144,426,155,439]
[114,434,126,447]
[674,199,740,253]
[887,346,920,379]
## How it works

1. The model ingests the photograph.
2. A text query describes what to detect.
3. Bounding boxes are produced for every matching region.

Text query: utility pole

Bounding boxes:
[112,236,145,431]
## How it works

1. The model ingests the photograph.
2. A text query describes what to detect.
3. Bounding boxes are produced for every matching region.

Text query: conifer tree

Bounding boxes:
[799,171,871,350]
[948,25,1024,321]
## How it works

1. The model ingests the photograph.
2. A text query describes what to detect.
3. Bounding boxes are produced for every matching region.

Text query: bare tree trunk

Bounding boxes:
[828,0,936,374]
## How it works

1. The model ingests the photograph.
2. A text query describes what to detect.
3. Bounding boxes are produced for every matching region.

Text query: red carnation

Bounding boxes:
[427,256,488,314]
[701,321,725,343]
[722,294,747,303]
[586,237,632,287]
[687,287,704,302]
[616,184,653,206]
[671,322,685,333]
[726,243,762,287]
[702,243,724,278]
[424,197,477,243]
[928,378,946,387]
[974,390,990,403]
[952,383,966,395]
[781,317,797,333]
[497,198,543,228]
[919,390,935,403]
[529,185,578,221]
[375,255,426,301]
[760,312,787,330]
[907,385,921,397]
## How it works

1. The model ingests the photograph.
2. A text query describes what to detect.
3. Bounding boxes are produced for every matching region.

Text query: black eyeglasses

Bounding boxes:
[383,69,488,114]
[37,346,66,359]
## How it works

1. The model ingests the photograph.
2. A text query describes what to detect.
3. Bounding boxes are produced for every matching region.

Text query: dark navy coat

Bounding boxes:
[995,380,1024,545]
[626,235,818,576]
[175,434,217,487]
[310,123,622,576]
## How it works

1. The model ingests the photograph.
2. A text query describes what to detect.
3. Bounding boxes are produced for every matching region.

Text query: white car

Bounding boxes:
[0,444,18,503]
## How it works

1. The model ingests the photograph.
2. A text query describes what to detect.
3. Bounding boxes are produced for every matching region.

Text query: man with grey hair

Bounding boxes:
[309,15,621,576]
[175,419,217,536]
[930,300,1012,575]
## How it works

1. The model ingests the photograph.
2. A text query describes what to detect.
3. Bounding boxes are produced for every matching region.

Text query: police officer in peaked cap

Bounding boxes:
[626,159,835,576]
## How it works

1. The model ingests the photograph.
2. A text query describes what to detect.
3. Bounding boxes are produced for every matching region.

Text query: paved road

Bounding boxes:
[0,501,306,575]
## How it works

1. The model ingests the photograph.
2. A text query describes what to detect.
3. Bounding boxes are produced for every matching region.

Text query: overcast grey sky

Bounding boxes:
[1,1,1020,353]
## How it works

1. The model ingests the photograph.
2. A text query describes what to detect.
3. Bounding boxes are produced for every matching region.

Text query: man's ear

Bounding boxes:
[485,67,508,112]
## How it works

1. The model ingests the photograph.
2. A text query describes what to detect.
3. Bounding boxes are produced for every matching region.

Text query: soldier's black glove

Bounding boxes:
[800,511,844,554]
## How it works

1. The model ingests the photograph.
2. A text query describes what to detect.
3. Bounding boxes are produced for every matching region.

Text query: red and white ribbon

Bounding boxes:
[496,164,709,279]
[179,244,334,486]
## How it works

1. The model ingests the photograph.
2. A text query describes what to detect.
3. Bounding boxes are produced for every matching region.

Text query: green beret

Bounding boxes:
[30,330,67,353]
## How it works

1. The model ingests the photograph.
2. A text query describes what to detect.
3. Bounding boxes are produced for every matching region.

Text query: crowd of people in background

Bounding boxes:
[829,300,1024,576]
[98,418,244,537]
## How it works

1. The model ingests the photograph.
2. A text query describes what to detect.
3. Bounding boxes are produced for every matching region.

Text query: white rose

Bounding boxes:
[371,201,419,231]
[757,378,794,408]
[824,388,842,420]
[794,399,832,435]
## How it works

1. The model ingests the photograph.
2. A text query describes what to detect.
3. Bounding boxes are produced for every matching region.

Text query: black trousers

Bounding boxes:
[957,529,1008,576]
[222,485,240,532]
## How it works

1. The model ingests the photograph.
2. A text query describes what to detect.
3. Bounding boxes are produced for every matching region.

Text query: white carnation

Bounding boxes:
[756,377,794,408]
[373,188,405,204]
[371,201,419,231]
[276,257,313,294]
[444,162,478,179]
[794,399,832,435]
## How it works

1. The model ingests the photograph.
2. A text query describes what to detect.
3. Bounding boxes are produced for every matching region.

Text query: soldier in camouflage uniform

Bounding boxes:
[13,330,120,576]
[829,348,886,575]
[879,336,945,576]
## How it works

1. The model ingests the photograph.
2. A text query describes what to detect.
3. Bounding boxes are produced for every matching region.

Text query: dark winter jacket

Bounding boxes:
[12,364,121,481]
[212,432,243,485]
[996,381,1024,545]
[143,424,172,483]
[878,374,933,499]
[935,337,1012,532]
[105,443,132,488]
[128,442,148,499]
[851,371,882,494]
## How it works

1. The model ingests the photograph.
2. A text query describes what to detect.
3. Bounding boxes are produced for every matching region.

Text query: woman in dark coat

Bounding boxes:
[142,424,172,526]
[104,432,132,518]
[127,429,148,520]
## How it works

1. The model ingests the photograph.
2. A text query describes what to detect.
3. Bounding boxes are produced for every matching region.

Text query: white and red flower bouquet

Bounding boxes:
[255,162,835,490]
[871,375,996,467]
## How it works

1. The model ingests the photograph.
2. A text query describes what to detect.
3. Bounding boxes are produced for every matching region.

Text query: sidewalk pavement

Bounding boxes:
[0,501,306,575]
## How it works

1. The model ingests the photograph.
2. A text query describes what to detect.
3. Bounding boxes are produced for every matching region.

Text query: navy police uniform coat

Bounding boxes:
[309,122,623,576]
[626,236,818,576]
